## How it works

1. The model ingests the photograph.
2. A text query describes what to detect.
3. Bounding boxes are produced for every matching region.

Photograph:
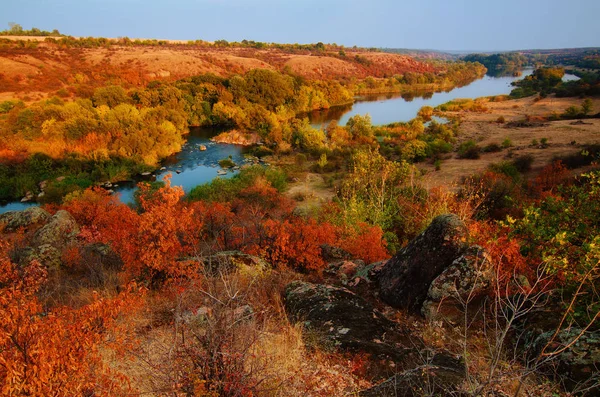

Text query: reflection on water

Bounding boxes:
[309,69,534,128]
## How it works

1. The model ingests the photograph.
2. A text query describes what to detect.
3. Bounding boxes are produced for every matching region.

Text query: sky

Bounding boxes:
[2,0,599,52]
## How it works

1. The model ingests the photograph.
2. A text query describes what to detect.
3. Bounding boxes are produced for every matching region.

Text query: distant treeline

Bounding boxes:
[353,61,486,94]
[510,67,600,98]
[0,23,63,37]
[0,33,364,53]
[464,48,600,73]
[463,53,538,76]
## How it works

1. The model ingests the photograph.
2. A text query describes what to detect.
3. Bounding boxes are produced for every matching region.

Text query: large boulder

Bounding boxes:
[0,206,51,232]
[284,281,418,361]
[359,352,466,397]
[421,246,494,323]
[379,214,469,312]
[32,210,79,248]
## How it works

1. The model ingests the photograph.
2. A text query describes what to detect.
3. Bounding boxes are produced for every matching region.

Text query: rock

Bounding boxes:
[233,304,254,322]
[359,352,466,397]
[199,145,207,151]
[180,306,212,325]
[200,251,270,275]
[32,244,62,270]
[39,180,48,190]
[320,244,353,262]
[21,191,34,202]
[13,244,62,269]
[379,214,469,312]
[530,328,600,395]
[32,210,79,249]
[141,172,151,176]
[284,281,418,361]
[324,259,367,285]
[422,246,493,323]
[0,207,51,232]
[56,176,66,182]
[346,260,387,293]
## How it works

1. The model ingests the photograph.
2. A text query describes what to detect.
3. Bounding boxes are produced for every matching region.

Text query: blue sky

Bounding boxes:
[3,0,599,51]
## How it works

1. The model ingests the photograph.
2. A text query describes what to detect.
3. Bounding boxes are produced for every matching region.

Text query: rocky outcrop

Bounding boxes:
[422,246,493,322]
[4,209,80,269]
[199,251,270,275]
[211,130,261,146]
[32,210,79,248]
[0,206,51,232]
[284,281,418,361]
[359,352,466,397]
[379,214,469,312]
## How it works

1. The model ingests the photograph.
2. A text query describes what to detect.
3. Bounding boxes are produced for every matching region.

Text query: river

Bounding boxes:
[0,69,580,213]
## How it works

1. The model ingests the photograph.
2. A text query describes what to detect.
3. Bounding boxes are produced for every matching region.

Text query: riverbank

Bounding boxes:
[421,95,600,189]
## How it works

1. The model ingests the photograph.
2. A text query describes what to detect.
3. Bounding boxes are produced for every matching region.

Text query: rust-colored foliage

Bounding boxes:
[532,160,570,197]
[469,221,534,290]
[340,223,389,264]
[0,240,142,396]
[248,217,339,272]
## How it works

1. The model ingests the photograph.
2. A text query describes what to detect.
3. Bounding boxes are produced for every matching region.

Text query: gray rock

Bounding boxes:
[32,210,79,249]
[284,281,418,361]
[320,244,353,262]
[200,251,270,275]
[359,352,466,397]
[0,207,51,232]
[530,328,600,395]
[422,246,494,323]
[379,214,469,312]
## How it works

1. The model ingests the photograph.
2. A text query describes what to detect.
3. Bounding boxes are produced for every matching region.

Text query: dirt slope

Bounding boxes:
[0,39,435,101]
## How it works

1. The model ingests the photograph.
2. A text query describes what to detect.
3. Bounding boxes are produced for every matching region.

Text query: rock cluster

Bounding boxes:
[2,208,80,269]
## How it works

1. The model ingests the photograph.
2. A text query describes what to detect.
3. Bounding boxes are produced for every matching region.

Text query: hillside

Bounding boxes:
[0,38,436,102]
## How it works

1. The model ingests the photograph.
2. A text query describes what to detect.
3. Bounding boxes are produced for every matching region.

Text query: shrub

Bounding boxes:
[489,161,521,182]
[457,140,481,159]
[501,138,513,148]
[482,143,502,153]
[252,146,274,158]
[512,154,534,172]
[496,116,506,124]
[295,153,307,167]
[218,157,236,168]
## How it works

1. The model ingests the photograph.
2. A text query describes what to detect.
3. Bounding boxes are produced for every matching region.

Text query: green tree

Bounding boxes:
[92,86,129,108]
[582,98,593,115]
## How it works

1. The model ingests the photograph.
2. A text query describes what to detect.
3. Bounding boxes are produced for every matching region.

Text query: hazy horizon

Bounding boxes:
[3,0,599,52]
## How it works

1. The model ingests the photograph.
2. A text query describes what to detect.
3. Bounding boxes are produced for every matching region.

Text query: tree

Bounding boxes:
[582,98,593,115]
[346,114,374,143]
[8,22,23,35]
